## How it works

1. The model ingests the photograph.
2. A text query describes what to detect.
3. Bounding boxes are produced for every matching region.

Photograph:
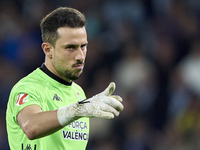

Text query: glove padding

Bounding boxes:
[57,82,124,126]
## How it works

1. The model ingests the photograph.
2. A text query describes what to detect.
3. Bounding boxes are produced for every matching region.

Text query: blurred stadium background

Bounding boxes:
[1,0,200,149]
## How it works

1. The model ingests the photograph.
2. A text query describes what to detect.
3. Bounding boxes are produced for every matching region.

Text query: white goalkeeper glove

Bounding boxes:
[57,82,124,126]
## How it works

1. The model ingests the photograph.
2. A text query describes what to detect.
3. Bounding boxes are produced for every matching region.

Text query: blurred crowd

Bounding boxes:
[1,0,200,149]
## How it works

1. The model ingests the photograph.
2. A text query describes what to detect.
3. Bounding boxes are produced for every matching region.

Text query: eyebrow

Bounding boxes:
[81,43,88,46]
[63,43,88,48]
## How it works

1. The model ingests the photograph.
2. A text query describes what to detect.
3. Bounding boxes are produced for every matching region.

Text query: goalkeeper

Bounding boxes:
[6,7,124,150]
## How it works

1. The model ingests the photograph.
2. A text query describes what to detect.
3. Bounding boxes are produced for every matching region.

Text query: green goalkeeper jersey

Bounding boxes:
[6,64,89,150]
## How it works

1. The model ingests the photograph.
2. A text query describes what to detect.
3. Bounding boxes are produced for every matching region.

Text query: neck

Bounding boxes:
[40,63,72,86]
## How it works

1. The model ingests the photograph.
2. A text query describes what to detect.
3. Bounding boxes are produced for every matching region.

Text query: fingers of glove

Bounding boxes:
[99,102,120,117]
[102,96,124,111]
[95,110,115,119]
[99,82,116,96]
[79,103,116,119]
[110,95,123,102]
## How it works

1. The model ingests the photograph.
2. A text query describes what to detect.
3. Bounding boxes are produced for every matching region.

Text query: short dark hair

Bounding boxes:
[40,7,86,47]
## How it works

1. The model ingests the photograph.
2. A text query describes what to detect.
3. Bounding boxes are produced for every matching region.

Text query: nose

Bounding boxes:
[75,47,85,61]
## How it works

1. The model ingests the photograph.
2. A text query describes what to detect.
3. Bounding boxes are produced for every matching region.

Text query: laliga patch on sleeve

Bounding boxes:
[15,94,29,106]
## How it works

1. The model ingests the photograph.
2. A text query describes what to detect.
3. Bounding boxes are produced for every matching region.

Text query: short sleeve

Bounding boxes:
[11,85,43,124]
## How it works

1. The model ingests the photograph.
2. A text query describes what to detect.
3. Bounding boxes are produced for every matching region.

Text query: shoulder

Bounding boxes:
[72,82,84,92]
[72,82,86,99]
[10,68,47,95]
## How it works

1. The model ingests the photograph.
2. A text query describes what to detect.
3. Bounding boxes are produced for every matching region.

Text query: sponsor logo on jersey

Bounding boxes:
[15,94,29,106]
[53,94,63,102]
[62,120,89,141]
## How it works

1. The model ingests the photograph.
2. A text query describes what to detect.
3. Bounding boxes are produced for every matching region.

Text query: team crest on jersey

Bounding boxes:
[15,94,29,106]
[76,92,83,101]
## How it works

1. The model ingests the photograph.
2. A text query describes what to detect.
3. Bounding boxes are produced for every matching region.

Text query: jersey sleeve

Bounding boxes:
[10,83,43,124]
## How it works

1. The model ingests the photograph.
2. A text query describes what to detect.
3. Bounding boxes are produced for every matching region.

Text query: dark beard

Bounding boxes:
[64,69,83,81]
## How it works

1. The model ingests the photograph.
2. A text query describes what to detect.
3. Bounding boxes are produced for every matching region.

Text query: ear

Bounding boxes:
[41,42,53,59]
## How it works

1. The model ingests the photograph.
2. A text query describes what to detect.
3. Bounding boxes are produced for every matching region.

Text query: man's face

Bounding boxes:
[51,27,88,82]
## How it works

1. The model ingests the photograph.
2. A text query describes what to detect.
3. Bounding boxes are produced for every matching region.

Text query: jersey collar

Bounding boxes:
[40,63,72,86]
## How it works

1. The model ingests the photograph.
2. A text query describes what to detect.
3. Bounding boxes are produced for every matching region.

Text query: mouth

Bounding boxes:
[74,64,84,69]
[73,62,84,70]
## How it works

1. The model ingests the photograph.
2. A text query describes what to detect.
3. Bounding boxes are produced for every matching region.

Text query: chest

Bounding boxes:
[41,86,85,111]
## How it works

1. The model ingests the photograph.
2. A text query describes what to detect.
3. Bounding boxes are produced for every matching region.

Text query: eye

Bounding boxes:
[65,45,76,51]
[81,44,87,50]
[81,46,85,50]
